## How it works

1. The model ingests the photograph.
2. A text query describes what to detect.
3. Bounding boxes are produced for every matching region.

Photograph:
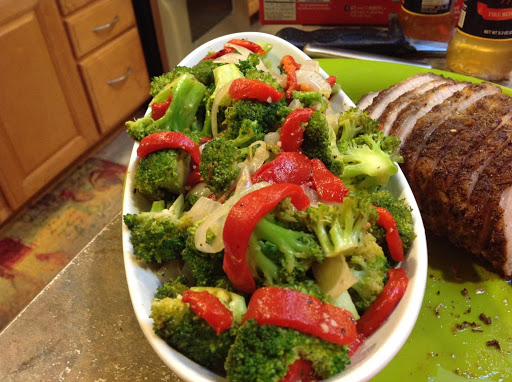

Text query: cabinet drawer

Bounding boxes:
[58,0,94,16]
[65,0,135,58]
[80,28,150,133]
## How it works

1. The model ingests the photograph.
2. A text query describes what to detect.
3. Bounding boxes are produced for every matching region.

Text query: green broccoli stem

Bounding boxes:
[248,235,279,285]
[126,74,206,141]
[150,200,166,212]
[158,74,206,132]
[253,217,310,274]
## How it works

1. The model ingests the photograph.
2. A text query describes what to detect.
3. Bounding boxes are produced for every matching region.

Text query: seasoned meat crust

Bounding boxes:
[358,75,512,278]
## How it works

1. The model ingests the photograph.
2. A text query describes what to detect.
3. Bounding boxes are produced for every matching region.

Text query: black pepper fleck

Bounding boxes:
[479,313,492,325]
[486,339,501,350]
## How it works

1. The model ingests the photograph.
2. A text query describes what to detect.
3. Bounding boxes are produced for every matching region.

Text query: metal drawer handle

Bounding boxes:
[107,66,132,85]
[92,15,120,32]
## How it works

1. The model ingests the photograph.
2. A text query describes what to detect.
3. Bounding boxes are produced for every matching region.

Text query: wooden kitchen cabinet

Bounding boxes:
[0,0,150,223]
[80,28,150,133]
[0,191,11,226]
[64,0,136,58]
[0,0,99,210]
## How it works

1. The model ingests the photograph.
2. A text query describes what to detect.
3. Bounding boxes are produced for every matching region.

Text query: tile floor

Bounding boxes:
[95,129,134,168]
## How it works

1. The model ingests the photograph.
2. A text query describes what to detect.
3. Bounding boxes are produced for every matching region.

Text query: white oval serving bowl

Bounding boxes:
[122,31,428,382]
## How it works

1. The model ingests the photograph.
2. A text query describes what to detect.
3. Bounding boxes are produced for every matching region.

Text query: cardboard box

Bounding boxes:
[259,0,402,25]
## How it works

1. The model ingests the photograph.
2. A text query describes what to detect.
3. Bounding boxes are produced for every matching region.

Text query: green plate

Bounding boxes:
[316,59,512,381]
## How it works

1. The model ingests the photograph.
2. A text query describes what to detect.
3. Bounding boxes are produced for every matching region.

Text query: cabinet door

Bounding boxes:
[0,0,99,209]
[0,190,11,226]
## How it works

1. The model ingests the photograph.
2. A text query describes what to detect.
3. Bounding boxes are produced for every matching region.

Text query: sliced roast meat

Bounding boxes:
[357,91,380,110]
[448,136,512,265]
[428,102,512,236]
[379,78,454,135]
[398,82,501,198]
[364,73,443,121]
[388,81,469,147]
[418,94,512,216]
[484,185,512,276]
[357,74,512,278]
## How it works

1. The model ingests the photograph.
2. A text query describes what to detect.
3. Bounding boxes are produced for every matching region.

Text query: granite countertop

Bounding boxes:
[0,214,181,382]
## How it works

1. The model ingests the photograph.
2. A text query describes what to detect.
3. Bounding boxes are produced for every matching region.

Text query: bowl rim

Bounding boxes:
[121,31,428,382]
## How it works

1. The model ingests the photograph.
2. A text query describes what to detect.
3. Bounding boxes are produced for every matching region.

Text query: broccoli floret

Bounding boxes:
[337,107,380,141]
[248,215,324,287]
[302,110,344,176]
[291,90,327,112]
[123,197,189,264]
[134,149,189,201]
[267,197,309,232]
[236,53,261,74]
[306,195,378,257]
[222,99,290,139]
[347,234,390,314]
[337,131,401,191]
[181,223,231,287]
[199,138,245,195]
[126,73,207,141]
[225,319,350,382]
[149,61,218,97]
[154,275,190,299]
[150,66,193,97]
[189,59,219,86]
[151,282,245,373]
[362,189,416,254]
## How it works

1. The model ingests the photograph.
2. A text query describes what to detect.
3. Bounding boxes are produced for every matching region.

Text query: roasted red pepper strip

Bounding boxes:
[201,46,235,61]
[222,184,310,293]
[326,76,337,87]
[280,359,317,382]
[279,108,316,152]
[310,159,349,203]
[227,38,266,54]
[229,78,284,103]
[151,93,173,120]
[251,152,313,185]
[186,168,203,188]
[243,286,357,345]
[182,290,233,335]
[281,55,301,99]
[137,131,201,166]
[349,268,409,356]
[374,206,404,261]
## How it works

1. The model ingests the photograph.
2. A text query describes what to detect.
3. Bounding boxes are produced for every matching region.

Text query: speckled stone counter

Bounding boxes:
[0,214,181,382]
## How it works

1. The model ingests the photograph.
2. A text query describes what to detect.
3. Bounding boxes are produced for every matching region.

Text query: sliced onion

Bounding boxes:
[213,53,244,64]
[211,81,233,138]
[301,184,320,206]
[288,99,303,110]
[296,69,332,98]
[271,72,287,88]
[264,131,280,146]
[300,60,320,72]
[325,112,340,133]
[246,141,269,173]
[156,260,183,283]
[184,194,219,222]
[225,43,252,57]
[256,60,269,72]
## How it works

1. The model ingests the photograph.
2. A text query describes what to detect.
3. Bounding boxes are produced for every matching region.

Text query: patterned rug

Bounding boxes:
[0,158,127,331]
